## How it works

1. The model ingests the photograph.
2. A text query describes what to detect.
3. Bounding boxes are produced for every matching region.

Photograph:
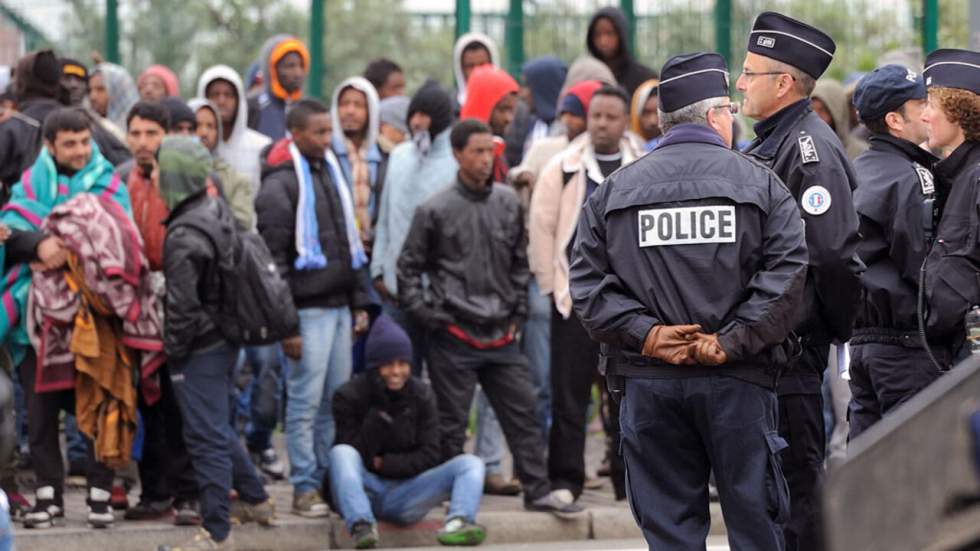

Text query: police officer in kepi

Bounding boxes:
[848,64,945,440]
[922,49,980,361]
[569,51,809,550]
[738,12,864,551]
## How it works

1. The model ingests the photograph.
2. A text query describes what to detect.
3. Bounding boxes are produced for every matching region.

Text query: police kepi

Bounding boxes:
[569,51,808,551]
[739,12,864,551]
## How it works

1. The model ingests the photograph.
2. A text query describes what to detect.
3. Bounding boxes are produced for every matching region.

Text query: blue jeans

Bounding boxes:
[328,444,484,532]
[242,345,283,452]
[0,491,12,551]
[286,307,353,493]
[474,391,503,475]
[170,344,268,543]
[64,415,89,467]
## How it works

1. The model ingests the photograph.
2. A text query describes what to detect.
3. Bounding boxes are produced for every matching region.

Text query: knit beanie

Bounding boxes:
[379,96,410,135]
[408,80,454,138]
[364,314,413,371]
[161,96,196,130]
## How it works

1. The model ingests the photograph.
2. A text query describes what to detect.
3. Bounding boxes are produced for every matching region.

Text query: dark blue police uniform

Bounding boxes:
[922,49,980,362]
[570,52,808,550]
[848,65,946,439]
[741,13,864,551]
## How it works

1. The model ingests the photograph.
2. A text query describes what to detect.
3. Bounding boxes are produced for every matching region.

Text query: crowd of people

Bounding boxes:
[0,5,974,551]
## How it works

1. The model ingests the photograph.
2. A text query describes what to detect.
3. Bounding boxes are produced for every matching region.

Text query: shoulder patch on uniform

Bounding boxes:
[638,206,737,247]
[801,185,832,216]
[913,163,935,195]
[798,135,819,164]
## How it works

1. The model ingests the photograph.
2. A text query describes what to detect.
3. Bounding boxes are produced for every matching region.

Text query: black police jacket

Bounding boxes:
[569,124,808,388]
[745,99,864,348]
[924,140,980,353]
[852,134,939,334]
[397,177,529,340]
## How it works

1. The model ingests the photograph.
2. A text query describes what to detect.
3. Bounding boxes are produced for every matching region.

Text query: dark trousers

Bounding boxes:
[426,330,550,503]
[600,375,626,500]
[778,344,828,551]
[138,363,198,503]
[170,344,268,543]
[548,308,599,498]
[847,343,943,440]
[621,376,788,551]
[19,350,114,497]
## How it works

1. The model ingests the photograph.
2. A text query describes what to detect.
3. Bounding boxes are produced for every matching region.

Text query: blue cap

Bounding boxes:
[747,11,836,79]
[853,64,926,121]
[658,52,729,112]
[924,48,980,95]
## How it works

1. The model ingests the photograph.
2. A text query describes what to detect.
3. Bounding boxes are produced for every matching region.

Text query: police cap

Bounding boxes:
[923,49,980,95]
[853,64,926,121]
[658,52,729,112]
[747,11,836,79]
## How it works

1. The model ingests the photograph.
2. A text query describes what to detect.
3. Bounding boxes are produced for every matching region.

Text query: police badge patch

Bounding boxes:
[757,36,776,48]
[798,135,819,164]
[914,163,935,195]
[801,185,832,216]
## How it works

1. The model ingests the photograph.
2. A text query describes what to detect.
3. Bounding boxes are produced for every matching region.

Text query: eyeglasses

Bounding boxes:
[707,103,739,116]
[739,70,796,82]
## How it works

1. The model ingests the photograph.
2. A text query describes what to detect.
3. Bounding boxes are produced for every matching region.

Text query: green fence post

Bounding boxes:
[456,0,471,39]
[620,0,636,57]
[105,0,119,64]
[715,0,732,71]
[922,0,939,55]
[309,0,324,100]
[506,0,524,77]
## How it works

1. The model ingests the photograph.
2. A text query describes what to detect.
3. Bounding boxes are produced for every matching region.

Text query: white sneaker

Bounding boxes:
[86,487,114,529]
[23,486,63,529]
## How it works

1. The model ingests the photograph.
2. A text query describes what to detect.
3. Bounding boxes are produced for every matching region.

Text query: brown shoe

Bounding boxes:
[483,473,521,496]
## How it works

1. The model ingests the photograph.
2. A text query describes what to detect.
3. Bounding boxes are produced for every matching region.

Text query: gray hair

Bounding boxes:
[658,96,729,133]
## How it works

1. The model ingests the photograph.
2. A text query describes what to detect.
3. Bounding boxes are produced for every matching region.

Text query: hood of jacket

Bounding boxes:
[453,32,500,104]
[187,97,224,150]
[587,7,634,67]
[138,65,180,97]
[560,55,617,97]
[630,78,659,136]
[93,62,139,130]
[811,78,852,143]
[522,56,567,123]
[331,76,380,154]
[196,65,252,147]
[460,65,519,125]
[259,34,310,102]
[14,49,61,102]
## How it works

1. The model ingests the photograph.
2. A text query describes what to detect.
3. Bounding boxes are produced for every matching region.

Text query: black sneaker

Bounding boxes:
[87,487,114,529]
[251,449,286,480]
[526,489,586,520]
[124,498,172,521]
[174,499,203,526]
[24,486,63,529]
[351,521,379,549]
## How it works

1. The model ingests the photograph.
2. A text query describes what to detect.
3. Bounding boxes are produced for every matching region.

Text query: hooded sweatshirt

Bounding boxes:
[452,32,500,106]
[586,6,657,97]
[330,76,385,248]
[630,78,661,150]
[460,65,519,183]
[188,97,255,230]
[504,56,568,167]
[92,63,139,130]
[197,65,271,196]
[371,82,457,298]
[559,56,616,97]
[138,65,180,97]
[248,34,310,140]
[812,78,869,161]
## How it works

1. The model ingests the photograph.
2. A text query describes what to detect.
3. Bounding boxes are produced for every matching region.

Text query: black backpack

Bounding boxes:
[174,200,298,345]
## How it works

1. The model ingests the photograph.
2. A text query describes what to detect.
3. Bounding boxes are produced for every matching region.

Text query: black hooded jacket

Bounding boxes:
[586,7,658,98]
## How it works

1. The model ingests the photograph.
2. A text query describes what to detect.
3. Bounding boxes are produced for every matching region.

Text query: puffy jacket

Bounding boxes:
[333,372,441,479]
[256,140,369,311]
[398,178,529,340]
[162,193,229,359]
[570,124,809,389]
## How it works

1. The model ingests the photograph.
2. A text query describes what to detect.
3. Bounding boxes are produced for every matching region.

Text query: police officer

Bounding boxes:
[922,49,980,361]
[569,52,808,550]
[737,12,864,551]
[848,65,945,440]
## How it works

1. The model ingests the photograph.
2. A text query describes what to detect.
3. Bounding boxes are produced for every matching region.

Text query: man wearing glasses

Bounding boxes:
[569,52,808,550]
[738,11,864,551]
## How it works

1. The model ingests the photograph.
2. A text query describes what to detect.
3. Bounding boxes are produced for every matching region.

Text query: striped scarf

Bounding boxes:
[0,143,131,366]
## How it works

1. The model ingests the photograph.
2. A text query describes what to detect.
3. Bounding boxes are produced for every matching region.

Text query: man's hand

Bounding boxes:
[510,170,533,189]
[372,277,392,303]
[0,224,11,244]
[688,334,728,366]
[34,236,68,272]
[353,309,370,337]
[641,324,701,365]
[282,335,303,360]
